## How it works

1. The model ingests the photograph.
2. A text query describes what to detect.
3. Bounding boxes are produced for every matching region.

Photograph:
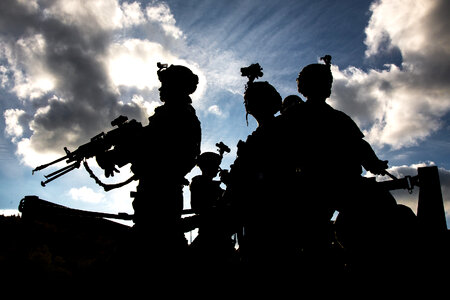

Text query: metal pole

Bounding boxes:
[417,166,447,233]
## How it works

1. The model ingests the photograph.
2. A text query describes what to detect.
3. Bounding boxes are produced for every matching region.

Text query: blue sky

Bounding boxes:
[0,0,449,226]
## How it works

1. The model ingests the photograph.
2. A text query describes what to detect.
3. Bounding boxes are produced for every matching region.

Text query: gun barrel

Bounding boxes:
[32,155,68,174]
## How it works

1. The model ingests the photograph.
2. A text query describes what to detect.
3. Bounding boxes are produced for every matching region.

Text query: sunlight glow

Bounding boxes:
[107,39,168,90]
[108,53,155,90]
[35,76,55,92]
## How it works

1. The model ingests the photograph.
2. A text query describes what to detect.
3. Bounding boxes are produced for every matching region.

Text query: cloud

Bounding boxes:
[15,138,60,167]
[127,94,160,117]
[0,0,146,157]
[1,33,56,100]
[207,105,224,117]
[4,108,26,141]
[329,0,450,150]
[68,186,105,204]
[193,48,245,96]
[146,1,184,39]
[0,209,21,216]
[119,1,146,28]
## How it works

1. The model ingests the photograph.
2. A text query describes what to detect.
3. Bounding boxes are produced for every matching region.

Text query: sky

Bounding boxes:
[0,0,449,227]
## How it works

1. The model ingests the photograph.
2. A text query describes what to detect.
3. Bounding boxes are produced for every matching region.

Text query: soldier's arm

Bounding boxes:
[359,139,388,175]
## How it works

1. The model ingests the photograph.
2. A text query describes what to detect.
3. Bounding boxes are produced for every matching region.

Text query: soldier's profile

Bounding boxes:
[223,63,302,269]
[190,151,224,215]
[290,55,404,273]
[97,63,202,272]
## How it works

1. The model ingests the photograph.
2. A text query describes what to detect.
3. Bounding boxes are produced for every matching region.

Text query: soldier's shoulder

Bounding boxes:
[190,174,204,183]
[331,108,364,138]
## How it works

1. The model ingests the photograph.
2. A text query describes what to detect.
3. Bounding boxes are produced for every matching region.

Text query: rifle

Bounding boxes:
[32,115,142,188]
[377,170,419,193]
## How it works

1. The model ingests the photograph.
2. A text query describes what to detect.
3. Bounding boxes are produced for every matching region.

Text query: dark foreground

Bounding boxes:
[1,211,448,296]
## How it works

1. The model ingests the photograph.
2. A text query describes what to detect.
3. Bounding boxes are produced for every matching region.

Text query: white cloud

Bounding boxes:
[16,138,61,168]
[129,94,160,117]
[42,0,172,32]
[146,2,184,39]
[104,181,136,213]
[331,64,445,149]
[69,186,106,204]
[364,0,435,58]
[4,108,26,141]
[119,1,146,27]
[0,65,9,87]
[207,105,224,117]
[330,0,450,150]
[0,209,21,216]
[1,33,56,100]
[43,0,123,31]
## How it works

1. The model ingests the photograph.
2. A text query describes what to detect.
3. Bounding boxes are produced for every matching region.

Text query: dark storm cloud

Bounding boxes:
[0,0,147,154]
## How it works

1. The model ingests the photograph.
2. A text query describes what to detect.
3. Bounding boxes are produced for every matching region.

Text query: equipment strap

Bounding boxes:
[83,160,136,192]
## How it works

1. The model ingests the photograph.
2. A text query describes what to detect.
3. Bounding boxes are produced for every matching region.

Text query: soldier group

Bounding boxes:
[96,56,415,280]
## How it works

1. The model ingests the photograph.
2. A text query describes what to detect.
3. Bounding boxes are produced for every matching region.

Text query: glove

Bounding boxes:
[368,159,389,175]
[96,151,120,178]
[104,165,120,178]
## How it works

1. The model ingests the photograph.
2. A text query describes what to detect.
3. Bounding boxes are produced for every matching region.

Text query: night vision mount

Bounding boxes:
[241,63,263,85]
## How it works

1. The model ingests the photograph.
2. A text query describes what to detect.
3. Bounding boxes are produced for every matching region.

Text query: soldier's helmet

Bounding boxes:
[158,64,199,95]
[297,55,333,99]
[196,152,222,173]
[244,81,282,117]
[281,95,303,115]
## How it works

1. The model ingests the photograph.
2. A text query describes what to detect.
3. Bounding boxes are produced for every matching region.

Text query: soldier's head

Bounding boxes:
[297,55,333,101]
[281,95,303,115]
[157,64,199,103]
[196,152,222,177]
[244,81,282,124]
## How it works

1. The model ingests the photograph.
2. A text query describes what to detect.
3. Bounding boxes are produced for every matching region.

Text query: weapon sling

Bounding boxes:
[83,160,136,192]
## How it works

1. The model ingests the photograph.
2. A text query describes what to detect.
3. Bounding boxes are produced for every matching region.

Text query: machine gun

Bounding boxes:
[32,115,142,188]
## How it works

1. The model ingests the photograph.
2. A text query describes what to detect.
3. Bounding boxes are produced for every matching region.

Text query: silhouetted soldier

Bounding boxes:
[97,63,201,272]
[292,55,389,208]
[190,152,224,215]
[189,146,236,268]
[295,56,387,182]
[292,56,397,273]
[224,65,299,271]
